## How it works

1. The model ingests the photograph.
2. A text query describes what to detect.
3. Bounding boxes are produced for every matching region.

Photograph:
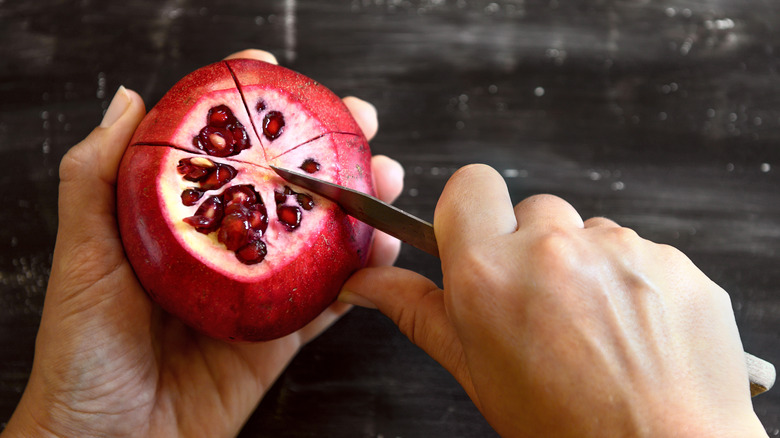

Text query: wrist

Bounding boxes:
[2,391,62,438]
[650,405,768,438]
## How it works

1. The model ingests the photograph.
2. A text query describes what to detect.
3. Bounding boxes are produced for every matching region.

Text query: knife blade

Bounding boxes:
[270,164,775,397]
[270,165,439,257]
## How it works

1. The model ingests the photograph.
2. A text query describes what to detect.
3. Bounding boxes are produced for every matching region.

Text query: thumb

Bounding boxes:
[339,267,477,400]
[57,86,145,249]
[48,86,145,300]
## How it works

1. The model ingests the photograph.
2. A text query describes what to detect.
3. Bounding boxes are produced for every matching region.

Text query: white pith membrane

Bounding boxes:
[153,86,354,282]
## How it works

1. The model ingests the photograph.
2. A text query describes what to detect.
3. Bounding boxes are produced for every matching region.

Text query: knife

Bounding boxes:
[270,164,775,397]
[271,165,438,257]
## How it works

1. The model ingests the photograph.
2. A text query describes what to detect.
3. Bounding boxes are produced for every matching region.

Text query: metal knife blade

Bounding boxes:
[270,165,439,257]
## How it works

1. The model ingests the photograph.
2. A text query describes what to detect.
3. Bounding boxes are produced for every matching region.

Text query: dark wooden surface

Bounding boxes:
[1,0,779,436]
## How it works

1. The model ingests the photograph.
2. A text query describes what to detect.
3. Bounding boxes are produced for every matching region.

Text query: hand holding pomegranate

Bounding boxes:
[2,50,403,438]
[341,164,767,437]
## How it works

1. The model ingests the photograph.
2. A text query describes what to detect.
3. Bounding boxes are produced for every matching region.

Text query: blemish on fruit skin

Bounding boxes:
[299,80,319,89]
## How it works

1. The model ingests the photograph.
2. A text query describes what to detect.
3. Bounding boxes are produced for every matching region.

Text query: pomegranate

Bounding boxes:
[117,59,374,341]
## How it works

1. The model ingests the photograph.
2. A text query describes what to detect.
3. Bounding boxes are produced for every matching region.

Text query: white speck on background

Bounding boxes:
[502,168,528,178]
[284,0,297,62]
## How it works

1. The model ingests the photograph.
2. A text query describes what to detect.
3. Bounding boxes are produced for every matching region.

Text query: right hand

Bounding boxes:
[340,164,766,437]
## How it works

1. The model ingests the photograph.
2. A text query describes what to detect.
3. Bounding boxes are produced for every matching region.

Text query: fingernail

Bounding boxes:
[100,86,131,128]
[337,290,377,309]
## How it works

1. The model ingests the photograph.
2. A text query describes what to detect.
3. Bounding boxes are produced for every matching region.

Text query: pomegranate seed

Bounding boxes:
[200,164,237,191]
[277,205,301,230]
[177,158,214,181]
[255,100,266,113]
[262,111,285,140]
[224,203,246,217]
[199,126,234,156]
[190,156,216,168]
[208,132,227,149]
[247,204,269,233]
[299,159,320,174]
[199,196,224,219]
[183,215,214,231]
[181,188,204,206]
[223,185,257,206]
[218,212,251,251]
[195,105,250,156]
[184,195,224,233]
[236,240,267,265]
[208,105,234,128]
[296,193,314,211]
[231,126,250,151]
[246,229,264,242]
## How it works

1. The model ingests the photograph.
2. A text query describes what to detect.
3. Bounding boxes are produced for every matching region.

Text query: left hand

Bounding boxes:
[2,49,403,438]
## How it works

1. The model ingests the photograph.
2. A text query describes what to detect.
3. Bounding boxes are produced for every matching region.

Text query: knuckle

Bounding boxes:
[609,226,641,245]
[446,164,501,193]
[529,229,580,272]
[653,242,687,263]
[58,141,92,182]
[525,193,564,205]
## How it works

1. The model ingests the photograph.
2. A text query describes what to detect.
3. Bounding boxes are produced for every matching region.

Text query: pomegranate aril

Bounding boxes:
[255,99,266,113]
[224,203,245,217]
[195,126,235,157]
[200,164,237,191]
[184,195,224,233]
[236,240,267,265]
[208,105,234,128]
[300,159,320,174]
[262,111,285,140]
[177,157,214,181]
[183,167,210,181]
[181,188,204,206]
[296,193,314,211]
[231,126,250,151]
[223,185,257,206]
[193,104,251,157]
[183,215,215,230]
[277,205,302,230]
[198,195,223,218]
[247,204,269,234]
[218,212,251,251]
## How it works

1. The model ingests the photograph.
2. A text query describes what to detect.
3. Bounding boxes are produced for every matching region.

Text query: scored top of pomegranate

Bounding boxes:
[117,59,375,341]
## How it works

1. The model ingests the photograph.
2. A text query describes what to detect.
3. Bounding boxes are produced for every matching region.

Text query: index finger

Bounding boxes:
[434,164,517,258]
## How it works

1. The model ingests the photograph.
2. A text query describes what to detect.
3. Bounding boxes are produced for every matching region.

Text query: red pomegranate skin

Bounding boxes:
[117,59,374,341]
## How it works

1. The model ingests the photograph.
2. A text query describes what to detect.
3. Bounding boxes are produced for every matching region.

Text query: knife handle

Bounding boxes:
[746,352,775,396]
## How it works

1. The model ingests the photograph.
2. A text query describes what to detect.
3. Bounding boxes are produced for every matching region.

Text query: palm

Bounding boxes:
[38,203,349,437]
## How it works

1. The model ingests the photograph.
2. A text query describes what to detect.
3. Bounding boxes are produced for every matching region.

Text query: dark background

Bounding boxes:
[1,0,779,436]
